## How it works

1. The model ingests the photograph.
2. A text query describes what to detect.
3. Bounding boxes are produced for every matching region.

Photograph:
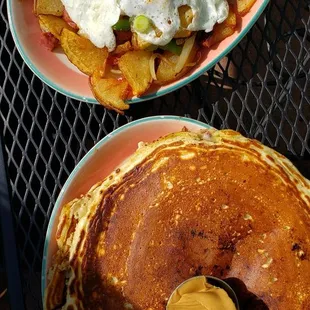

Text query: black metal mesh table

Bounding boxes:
[0,0,309,309]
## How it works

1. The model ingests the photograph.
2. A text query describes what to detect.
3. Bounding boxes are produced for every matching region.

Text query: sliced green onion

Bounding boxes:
[160,40,182,55]
[112,19,130,31]
[133,15,151,33]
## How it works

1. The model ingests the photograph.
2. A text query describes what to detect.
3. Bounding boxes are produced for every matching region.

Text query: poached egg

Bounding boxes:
[61,0,229,51]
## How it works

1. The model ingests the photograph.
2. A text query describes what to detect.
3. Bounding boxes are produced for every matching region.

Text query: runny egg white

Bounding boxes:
[61,0,229,51]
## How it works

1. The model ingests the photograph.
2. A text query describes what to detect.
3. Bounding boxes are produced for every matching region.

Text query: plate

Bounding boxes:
[8,0,269,104]
[41,116,211,299]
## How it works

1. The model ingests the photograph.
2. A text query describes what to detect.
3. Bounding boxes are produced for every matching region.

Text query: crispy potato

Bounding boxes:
[90,76,129,113]
[34,0,64,16]
[225,8,237,27]
[202,8,237,47]
[118,50,153,96]
[113,41,132,55]
[174,6,193,38]
[131,33,153,50]
[236,0,256,16]
[60,29,108,76]
[156,43,197,84]
[174,29,192,39]
[38,15,76,40]
[206,25,235,47]
[156,52,179,83]
[178,5,193,28]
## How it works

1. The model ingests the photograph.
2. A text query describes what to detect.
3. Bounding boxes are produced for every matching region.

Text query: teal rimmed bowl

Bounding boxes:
[8,0,269,104]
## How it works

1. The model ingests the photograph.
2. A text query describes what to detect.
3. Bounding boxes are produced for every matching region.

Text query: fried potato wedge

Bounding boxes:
[118,50,153,96]
[174,6,193,38]
[156,52,179,83]
[38,15,76,40]
[236,0,256,16]
[156,43,197,84]
[60,29,108,76]
[225,8,237,27]
[90,75,130,113]
[174,29,192,39]
[34,0,63,16]
[178,5,194,28]
[131,33,154,50]
[202,8,237,47]
[113,41,132,55]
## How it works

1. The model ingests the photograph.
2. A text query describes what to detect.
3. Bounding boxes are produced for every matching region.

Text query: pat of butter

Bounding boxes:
[167,276,236,310]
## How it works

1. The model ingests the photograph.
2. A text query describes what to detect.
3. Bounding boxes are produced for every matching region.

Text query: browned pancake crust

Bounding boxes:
[45,130,310,310]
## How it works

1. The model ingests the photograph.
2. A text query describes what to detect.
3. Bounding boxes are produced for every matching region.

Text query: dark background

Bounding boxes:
[0,0,309,309]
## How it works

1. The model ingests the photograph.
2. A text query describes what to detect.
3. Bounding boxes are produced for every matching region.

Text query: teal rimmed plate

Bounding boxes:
[8,0,269,104]
[41,116,211,301]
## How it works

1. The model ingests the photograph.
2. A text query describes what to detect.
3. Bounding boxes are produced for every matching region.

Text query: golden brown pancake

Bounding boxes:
[44,129,310,310]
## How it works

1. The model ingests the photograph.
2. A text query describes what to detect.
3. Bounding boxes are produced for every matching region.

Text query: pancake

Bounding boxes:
[44,129,310,310]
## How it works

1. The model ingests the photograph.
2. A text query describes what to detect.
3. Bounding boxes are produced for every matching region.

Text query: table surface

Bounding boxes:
[0,0,309,309]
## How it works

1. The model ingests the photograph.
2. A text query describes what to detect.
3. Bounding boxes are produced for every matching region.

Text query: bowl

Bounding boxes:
[167,276,240,310]
[206,276,240,309]
[8,0,269,104]
[41,116,211,299]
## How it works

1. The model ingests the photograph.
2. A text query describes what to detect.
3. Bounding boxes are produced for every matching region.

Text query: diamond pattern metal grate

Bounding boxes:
[0,0,310,309]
